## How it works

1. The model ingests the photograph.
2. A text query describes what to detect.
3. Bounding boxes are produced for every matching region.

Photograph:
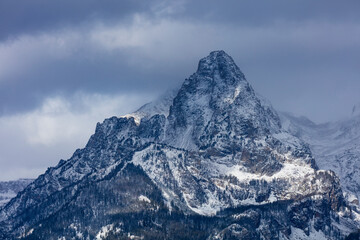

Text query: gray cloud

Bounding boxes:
[0,0,360,180]
[169,0,360,27]
[0,0,154,41]
[1,0,359,119]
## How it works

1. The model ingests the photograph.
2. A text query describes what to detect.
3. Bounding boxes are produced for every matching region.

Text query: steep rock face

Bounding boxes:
[166,51,281,152]
[0,51,358,239]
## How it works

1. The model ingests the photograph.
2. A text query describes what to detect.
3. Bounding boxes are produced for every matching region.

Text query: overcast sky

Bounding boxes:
[0,0,359,181]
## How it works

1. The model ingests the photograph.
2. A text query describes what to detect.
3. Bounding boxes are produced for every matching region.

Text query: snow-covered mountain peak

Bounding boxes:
[0,51,358,239]
[166,51,281,151]
[196,50,245,81]
[192,50,248,101]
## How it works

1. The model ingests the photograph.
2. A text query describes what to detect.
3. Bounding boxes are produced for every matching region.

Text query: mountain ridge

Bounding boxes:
[0,51,358,239]
[281,111,360,207]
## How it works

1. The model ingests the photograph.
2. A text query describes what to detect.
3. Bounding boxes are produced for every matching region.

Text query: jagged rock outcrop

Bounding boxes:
[0,51,358,239]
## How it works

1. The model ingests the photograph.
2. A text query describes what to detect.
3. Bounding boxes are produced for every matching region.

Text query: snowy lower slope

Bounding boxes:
[132,141,341,216]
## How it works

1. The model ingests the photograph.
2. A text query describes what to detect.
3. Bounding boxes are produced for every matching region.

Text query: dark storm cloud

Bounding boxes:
[171,0,360,26]
[0,0,153,41]
[0,0,360,119]
[2,0,359,40]
[0,48,185,115]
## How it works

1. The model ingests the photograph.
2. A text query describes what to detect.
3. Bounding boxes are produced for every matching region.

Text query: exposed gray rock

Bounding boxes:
[0,51,358,240]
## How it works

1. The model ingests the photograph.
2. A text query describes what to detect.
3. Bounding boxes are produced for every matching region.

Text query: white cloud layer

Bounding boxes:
[0,92,153,181]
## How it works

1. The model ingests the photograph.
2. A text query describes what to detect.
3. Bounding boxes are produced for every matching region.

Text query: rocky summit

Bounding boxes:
[0,51,359,239]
